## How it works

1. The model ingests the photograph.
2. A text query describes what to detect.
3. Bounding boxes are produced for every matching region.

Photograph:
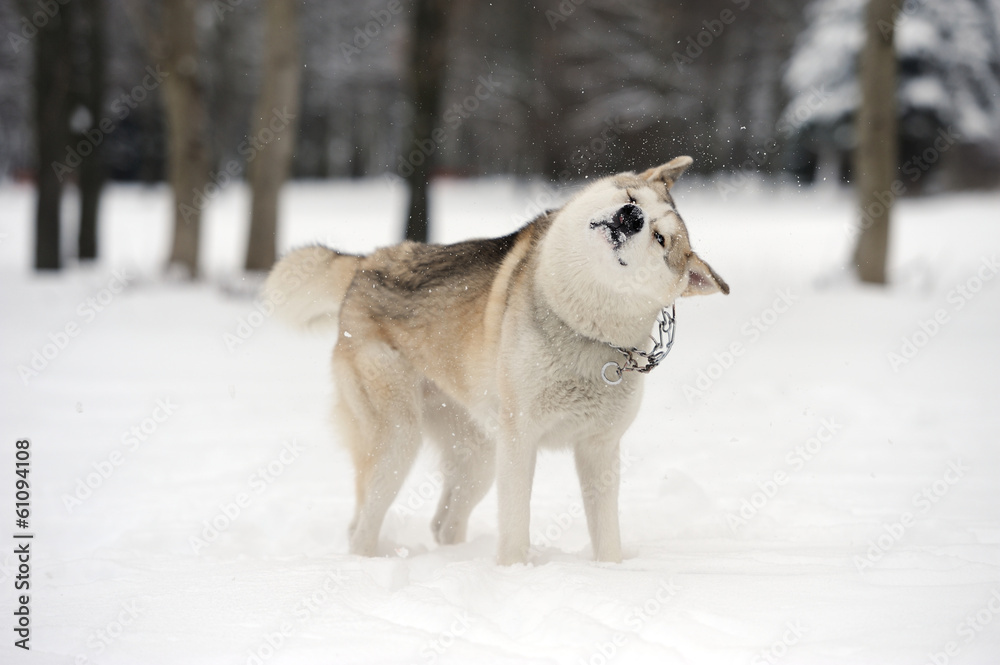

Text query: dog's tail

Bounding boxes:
[263,246,361,331]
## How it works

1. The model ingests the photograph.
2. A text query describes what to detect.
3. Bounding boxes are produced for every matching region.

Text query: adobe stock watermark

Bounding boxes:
[853,458,968,572]
[545,0,589,30]
[392,453,466,519]
[577,579,680,665]
[613,254,676,297]
[716,84,831,200]
[212,0,249,21]
[189,439,306,554]
[848,126,960,241]
[887,256,998,371]
[226,237,346,351]
[244,569,350,665]
[420,611,477,663]
[502,115,627,224]
[17,270,132,385]
[61,398,180,513]
[181,106,296,223]
[339,0,403,63]
[496,115,627,229]
[925,588,1000,665]
[391,444,476,519]
[672,0,752,73]
[391,406,504,523]
[881,0,929,38]
[726,417,844,533]
[52,66,168,183]
[683,288,798,403]
[391,74,504,180]
[508,183,562,228]
[531,448,640,553]
[75,597,148,664]
[224,296,282,352]
[556,116,628,185]
[775,85,831,140]
[750,621,805,665]
[6,0,70,54]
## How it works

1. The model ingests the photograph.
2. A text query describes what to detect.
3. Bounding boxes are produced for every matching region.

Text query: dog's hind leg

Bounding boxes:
[423,390,496,545]
[334,342,423,557]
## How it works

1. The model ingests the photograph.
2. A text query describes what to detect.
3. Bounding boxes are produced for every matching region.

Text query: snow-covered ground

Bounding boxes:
[1,178,998,664]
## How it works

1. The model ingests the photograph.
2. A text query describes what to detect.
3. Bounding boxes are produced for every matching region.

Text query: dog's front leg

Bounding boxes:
[496,436,537,565]
[575,441,623,563]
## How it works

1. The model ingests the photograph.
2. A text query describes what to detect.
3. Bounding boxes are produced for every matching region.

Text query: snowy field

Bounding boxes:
[1,177,999,664]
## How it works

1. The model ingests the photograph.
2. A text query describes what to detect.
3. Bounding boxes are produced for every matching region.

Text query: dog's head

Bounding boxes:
[538,157,728,344]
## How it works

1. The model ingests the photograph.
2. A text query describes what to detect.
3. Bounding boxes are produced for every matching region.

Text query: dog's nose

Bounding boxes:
[612,204,644,236]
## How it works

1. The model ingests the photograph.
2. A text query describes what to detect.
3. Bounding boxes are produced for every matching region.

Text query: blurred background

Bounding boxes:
[1,0,999,275]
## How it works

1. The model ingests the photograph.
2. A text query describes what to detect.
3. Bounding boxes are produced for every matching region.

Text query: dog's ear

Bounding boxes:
[682,252,730,297]
[640,156,694,189]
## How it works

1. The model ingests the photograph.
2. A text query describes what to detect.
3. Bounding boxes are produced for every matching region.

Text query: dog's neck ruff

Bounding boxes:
[601,304,676,386]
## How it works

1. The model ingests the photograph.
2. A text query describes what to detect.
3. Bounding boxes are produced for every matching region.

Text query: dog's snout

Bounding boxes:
[612,204,644,236]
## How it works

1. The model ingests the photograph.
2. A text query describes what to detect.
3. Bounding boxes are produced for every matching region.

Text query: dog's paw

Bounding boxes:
[496,554,527,566]
[496,544,531,566]
[592,540,623,563]
[432,517,467,546]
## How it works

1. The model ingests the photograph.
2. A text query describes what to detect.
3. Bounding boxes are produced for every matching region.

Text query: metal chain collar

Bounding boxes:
[601,304,676,386]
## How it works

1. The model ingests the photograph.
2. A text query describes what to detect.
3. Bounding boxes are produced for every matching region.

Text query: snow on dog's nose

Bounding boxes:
[611,204,644,236]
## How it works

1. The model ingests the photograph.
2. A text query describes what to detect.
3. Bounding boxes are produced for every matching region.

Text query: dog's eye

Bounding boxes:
[653,231,665,247]
[627,191,637,204]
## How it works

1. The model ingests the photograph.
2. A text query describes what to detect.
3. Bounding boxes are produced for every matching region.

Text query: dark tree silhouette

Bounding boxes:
[245,0,301,272]
[404,0,449,243]
[31,1,74,270]
[77,0,105,261]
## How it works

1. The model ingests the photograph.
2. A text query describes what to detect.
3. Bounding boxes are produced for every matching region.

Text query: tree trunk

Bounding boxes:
[78,0,105,262]
[161,0,210,278]
[852,0,900,285]
[245,0,301,272]
[404,0,449,243]
[32,1,74,271]
[507,0,543,176]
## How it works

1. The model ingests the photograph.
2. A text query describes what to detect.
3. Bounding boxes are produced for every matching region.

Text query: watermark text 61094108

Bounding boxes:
[13,438,33,650]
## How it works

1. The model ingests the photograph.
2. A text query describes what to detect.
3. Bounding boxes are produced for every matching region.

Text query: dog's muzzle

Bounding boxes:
[611,204,644,237]
[594,204,644,249]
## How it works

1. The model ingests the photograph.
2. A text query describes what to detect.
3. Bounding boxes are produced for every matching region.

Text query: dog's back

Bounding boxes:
[345,219,554,396]
[267,216,552,404]
[347,231,518,326]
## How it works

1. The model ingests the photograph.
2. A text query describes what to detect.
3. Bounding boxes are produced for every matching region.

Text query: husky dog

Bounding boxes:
[265,157,728,565]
